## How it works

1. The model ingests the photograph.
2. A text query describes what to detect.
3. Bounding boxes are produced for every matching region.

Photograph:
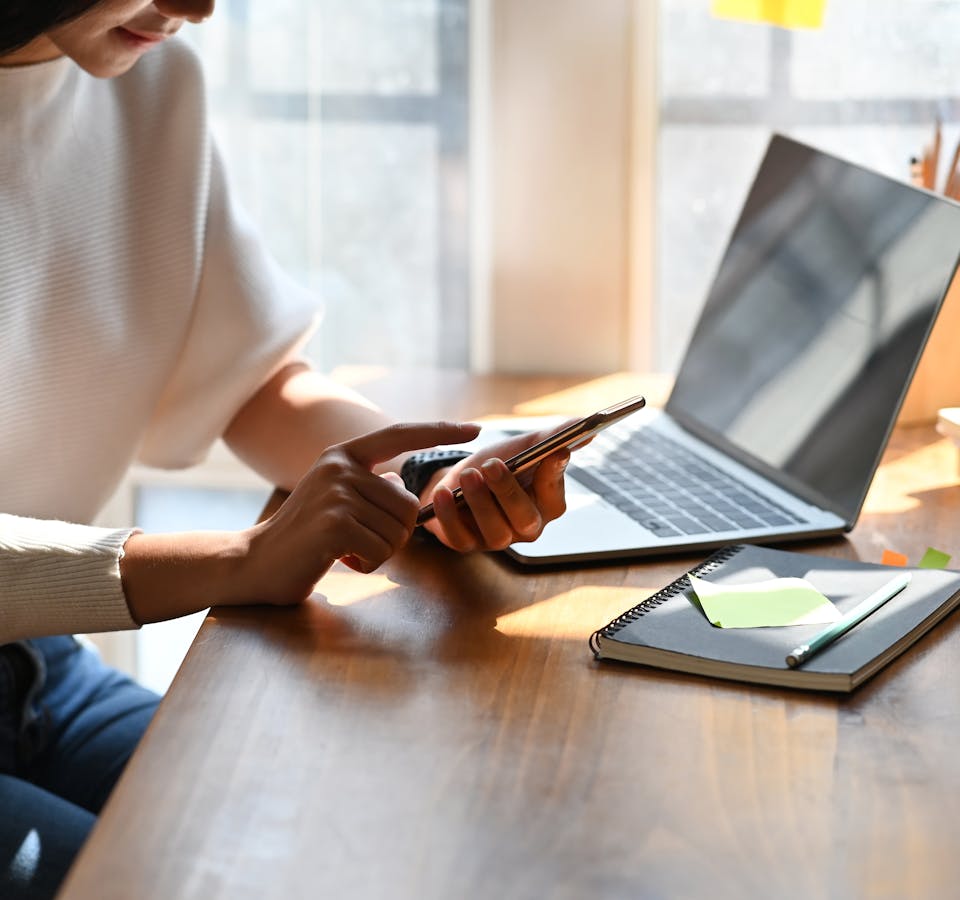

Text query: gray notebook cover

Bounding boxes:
[590,543,960,691]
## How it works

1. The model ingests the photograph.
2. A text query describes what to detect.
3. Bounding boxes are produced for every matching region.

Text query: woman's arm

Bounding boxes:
[120,362,572,626]
[120,421,481,624]
[222,361,395,491]
[221,361,571,553]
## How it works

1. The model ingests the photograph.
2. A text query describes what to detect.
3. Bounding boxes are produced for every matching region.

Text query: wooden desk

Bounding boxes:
[60,371,960,899]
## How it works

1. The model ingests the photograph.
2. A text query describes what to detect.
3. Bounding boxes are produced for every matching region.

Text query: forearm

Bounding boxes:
[121,421,482,623]
[120,529,253,625]
[224,362,395,490]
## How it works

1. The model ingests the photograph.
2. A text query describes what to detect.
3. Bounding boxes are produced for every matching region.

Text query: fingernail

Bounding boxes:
[481,459,505,482]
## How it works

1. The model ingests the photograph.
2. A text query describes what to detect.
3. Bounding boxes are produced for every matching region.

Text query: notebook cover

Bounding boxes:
[590,544,960,692]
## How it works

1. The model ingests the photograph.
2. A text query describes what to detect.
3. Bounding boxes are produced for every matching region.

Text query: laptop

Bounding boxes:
[500,133,960,565]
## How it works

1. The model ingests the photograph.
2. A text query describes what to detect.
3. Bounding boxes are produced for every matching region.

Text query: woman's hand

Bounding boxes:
[420,424,573,552]
[239,421,481,605]
[121,419,571,625]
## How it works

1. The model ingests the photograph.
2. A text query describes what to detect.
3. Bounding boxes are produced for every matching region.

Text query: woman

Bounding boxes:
[0,2,570,896]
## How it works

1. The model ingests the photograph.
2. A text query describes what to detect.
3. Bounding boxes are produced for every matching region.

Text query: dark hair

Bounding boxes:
[0,1,102,55]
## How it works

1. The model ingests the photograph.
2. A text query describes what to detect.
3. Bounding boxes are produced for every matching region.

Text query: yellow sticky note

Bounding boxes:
[711,0,826,29]
[689,574,841,629]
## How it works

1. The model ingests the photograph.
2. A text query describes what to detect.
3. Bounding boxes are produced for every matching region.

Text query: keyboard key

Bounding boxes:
[665,515,709,534]
[643,520,681,537]
[758,513,791,526]
[727,514,764,529]
[696,514,737,531]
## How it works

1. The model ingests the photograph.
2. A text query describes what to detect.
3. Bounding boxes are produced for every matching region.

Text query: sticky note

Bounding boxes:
[881,549,908,567]
[711,0,827,29]
[689,574,841,629]
[918,547,952,569]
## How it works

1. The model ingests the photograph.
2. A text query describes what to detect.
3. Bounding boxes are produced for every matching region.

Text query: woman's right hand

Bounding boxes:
[238,421,481,605]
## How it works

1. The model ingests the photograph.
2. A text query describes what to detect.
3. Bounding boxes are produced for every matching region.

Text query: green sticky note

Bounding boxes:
[688,574,841,629]
[918,547,952,569]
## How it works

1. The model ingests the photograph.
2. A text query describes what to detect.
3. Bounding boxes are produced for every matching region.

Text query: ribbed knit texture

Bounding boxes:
[0,40,318,641]
[0,515,138,640]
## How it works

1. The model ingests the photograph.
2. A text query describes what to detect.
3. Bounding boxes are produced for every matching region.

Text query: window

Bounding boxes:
[96,2,470,689]
[658,0,960,372]
[184,0,470,368]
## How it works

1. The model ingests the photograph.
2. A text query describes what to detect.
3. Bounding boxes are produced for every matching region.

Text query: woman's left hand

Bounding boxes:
[419,426,573,552]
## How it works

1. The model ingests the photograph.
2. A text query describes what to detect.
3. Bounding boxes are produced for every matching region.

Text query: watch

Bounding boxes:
[400,449,472,497]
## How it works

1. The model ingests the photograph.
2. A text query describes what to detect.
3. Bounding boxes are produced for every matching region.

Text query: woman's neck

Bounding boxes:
[0,36,64,68]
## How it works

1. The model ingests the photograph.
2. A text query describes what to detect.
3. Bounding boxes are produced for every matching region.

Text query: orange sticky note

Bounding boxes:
[881,549,908,567]
[711,0,827,29]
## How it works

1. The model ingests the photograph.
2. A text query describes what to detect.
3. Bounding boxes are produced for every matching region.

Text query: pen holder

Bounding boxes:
[898,270,960,425]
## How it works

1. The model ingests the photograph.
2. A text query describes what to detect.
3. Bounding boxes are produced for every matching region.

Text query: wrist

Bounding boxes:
[120,529,252,624]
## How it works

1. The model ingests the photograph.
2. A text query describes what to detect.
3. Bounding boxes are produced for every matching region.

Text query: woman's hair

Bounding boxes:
[0,1,102,55]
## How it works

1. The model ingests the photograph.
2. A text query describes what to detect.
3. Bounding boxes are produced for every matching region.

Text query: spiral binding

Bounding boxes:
[589,544,745,656]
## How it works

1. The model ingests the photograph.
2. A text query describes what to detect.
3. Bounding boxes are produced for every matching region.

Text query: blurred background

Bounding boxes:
[94,0,960,690]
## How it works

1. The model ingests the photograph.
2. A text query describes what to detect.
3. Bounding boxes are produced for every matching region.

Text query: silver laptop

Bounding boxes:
[504,133,960,565]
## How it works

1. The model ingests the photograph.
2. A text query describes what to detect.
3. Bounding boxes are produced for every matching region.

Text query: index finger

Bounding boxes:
[344,421,481,469]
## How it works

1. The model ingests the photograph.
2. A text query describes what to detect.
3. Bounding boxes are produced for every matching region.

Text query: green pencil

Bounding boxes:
[786,572,912,668]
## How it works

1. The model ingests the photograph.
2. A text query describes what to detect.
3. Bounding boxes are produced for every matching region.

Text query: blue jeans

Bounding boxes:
[0,636,160,899]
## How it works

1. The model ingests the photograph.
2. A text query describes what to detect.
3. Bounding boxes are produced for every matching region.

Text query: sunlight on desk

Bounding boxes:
[511,372,673,416]
[312,570,399,607]
[863,437,960,515]
[495,584,649,639]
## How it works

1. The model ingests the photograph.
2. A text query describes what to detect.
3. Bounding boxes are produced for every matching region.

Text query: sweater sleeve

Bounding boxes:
[0,514,140,643]
[136,137,320,470]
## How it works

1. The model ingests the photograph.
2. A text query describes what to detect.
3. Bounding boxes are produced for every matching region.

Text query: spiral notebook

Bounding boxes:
[590,544,960,692]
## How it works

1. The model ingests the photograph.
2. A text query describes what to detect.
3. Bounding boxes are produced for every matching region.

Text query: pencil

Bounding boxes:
[930,118,942,189]
[910,155,924,188]
[945,137,960,199]
[785,572,912,668]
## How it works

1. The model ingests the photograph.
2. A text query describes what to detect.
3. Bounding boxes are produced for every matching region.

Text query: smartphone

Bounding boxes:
[416,394,646,525]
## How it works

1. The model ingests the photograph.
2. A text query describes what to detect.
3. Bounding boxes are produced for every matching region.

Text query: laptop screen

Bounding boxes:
[667,134,960,522]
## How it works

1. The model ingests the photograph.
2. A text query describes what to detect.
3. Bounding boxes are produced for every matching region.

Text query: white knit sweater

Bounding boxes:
[0,39,317,642]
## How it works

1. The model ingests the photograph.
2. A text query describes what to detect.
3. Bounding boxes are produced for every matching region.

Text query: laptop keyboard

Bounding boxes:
[567,426,807,538]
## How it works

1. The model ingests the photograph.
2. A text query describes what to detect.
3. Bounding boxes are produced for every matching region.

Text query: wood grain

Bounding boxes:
[59,373,960,900]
